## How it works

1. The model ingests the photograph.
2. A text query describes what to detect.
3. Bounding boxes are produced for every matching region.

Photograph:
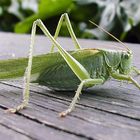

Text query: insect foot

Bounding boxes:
[59,109,71,117]
[5,102,28,113]
[5,108,17,113]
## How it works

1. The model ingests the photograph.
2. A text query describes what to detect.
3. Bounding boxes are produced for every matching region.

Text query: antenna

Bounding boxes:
[89,20,130,52]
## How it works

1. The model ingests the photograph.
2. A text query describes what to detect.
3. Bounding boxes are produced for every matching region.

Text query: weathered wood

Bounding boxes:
[3,80,140,119]
[0,107,83,140]
[1,81,140,140]
[0,124,31,140]
[0,32,140,140]
[0,82,140,139]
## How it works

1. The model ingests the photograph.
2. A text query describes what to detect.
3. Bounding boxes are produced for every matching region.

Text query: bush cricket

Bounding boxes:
[0,13,140,117]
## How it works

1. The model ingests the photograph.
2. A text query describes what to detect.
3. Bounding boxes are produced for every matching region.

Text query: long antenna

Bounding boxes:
[89,20,130,52]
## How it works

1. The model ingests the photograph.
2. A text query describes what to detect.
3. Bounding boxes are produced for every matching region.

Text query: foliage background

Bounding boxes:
[0,0,140,43]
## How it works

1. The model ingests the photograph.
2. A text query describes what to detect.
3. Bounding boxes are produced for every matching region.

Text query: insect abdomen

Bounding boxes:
[36,61,80,90]
[36,50,109,90]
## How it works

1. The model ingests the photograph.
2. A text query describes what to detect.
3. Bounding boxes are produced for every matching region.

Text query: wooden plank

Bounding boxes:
[0,103,85,140]
[0,32,140,63]
[0,124,31,140]
[2,80,140,119]
[0,82,140,140]
[0,32,140,140]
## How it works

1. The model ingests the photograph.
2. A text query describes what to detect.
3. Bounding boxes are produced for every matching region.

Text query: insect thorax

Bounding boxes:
[100,49,132,75]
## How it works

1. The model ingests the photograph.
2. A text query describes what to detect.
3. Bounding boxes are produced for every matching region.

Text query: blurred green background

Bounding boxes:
[0,0,140,43]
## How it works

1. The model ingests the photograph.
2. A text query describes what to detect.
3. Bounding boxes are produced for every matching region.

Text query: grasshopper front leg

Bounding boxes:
[132,67,140,75]
[111,72,140,90]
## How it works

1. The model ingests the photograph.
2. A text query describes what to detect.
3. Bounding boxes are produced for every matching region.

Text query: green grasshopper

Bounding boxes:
[1,13,140,117]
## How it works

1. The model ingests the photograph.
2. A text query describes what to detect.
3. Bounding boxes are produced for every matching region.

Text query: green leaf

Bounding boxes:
[38,0,72,18]
[14,14,39,33]
[15,0,73,33]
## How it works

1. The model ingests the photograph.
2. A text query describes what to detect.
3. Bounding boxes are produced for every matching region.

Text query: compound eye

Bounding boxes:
[123,53,129,59]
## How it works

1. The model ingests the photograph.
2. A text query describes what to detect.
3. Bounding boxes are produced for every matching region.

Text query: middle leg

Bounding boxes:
[50,13,81,52]
[59,78,104,117]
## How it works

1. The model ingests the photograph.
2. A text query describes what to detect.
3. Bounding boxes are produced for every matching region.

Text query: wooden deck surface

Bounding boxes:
[0,32,140,140]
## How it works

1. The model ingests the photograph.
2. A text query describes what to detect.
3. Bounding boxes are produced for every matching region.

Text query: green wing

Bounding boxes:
[0,49,99,80]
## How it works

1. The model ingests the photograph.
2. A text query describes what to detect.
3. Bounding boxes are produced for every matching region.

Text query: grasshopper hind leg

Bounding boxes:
[59,78,104,117]
[6,14,100,117]
[6,14,86,114]
[6,67,30,113]
[6,17,37,113]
